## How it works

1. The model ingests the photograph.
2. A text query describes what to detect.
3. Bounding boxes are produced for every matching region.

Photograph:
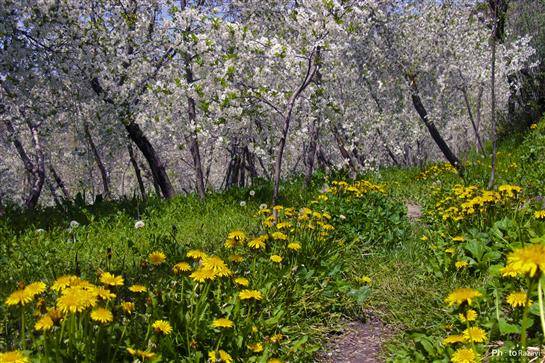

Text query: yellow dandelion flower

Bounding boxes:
[452,236,465,242]
[270,255,283,263]
[56,286,97,314]
[357,276,372,284]
[270,333,284,343]
[506,291,532,308]
[127,348,156,360]
[445,247,456,254]
[35,315,54,331]
[247,342,263,352]
[47,308,62,322]
[268,359,282,363]
[455,261,469,269]
[5,289,33,306]
[24,282,46,297]
[500,264,518,277]
[276,222,291,230]
[248,236,267,250]
[152,320,172,335]
[172,262,192,274]
[229,254,244,263]
[530,123,537,129]
[148,251,166,265]
[506,244,545,277]
[420,235,428,241]
[225,231,246,248]
[100,272,124,287]
[445,288,482,306]
[451,347,479,363]
[234,277,249,287]
[0,350,29,363]
[51,275,78,291]
[534,210,545,219]
[94,287,116,301]
[190,268,217,283]
[212,318,234,329]
[239,289,263,301]
[187,249,207,260]
[462,327,487,343]
[271,232,288,240]
[459,309,478,322]
[121,301,135,314]
[442,335,466,345]
[91,307,113,324]
[128,284,147,293]
[287,242,301,251]
[202,256,232,277]
[208,350,233,363]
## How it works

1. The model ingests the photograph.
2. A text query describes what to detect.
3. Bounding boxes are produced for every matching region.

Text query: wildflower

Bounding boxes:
[339,214,346,220]
[91,307,113,324]
[459,309,478,322]
[276,222,291,230]
[462,327,487,343]
[69,220,80,229]
[35,315,54,331]
[268,359,282,363]
[452,236,465,242]
[535,210,545,219]
[500,264,518,278]
[259,203,268,210]
[498,184,522,198]
[248,236,267,250]
[127,348,156,360]
[56,286,97,314]
[271,232,288,240]
[270,333,284,343]
[5,289,33,306]
[51,275,78,291]
[100,272,124,287]
[506,291,532,308]
[273,205,283,212]
[121,301,135,314]
[505,244,545,277]
[451,348,479,363]
[134,220,145,229]
[420,235,428,241]
[270,255,283,263]
[152,320,172,335]
[128,284,147,293]
[47,308,62,322]
[190,268,217,283]
[239,289,263,301]
[234,277,249,287]
[187,249,207,260]
[212,318,234,329]
[455,261,469,269]
[247,342,263,352]
[445,288,482,306]
[357,276,372,284]
[24,282,46,297]
[240,201,246,207]
[442,335,466,345]
[202,256,232,277]
[208,350,233,363]
[287,242,301,251]
[249,190,256,196]
[172,262,192,274]
[0,350,30,363]
[445,248,456,254]
[530,123,537,129]
[148,251,166,265]
[229,254,244,263]
[94,287,116,301]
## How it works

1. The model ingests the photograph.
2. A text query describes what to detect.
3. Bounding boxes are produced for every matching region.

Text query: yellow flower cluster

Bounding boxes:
[416,162,456,180]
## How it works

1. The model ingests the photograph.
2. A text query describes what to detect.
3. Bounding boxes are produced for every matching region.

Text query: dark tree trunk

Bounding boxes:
[125,121,175,198]
[83,121,111,199]
[3,119,45,209]
[128,142,147,201]
[411,93,464,175]
[49,164,70,199]
[46,178,62,207]
[331,125,358,174]
[304,47,322,187]
[244,146,258,181]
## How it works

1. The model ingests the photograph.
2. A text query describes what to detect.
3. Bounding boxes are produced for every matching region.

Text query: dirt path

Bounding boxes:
[317,316,387,363]
[406,202,422,220]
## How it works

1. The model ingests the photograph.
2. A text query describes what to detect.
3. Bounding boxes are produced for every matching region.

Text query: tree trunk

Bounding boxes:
[46,178,62,207]
[331,125,358,175]
[304,47,322,187]
[3,119,45,209]
[272,50,317,204]
[49,164,70,199]
[461,87,485,154]
[411,93,464,176]
[125,121,175,198]
[83,121,111,199]
[128,142,147,201]
[185,62,206,199]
